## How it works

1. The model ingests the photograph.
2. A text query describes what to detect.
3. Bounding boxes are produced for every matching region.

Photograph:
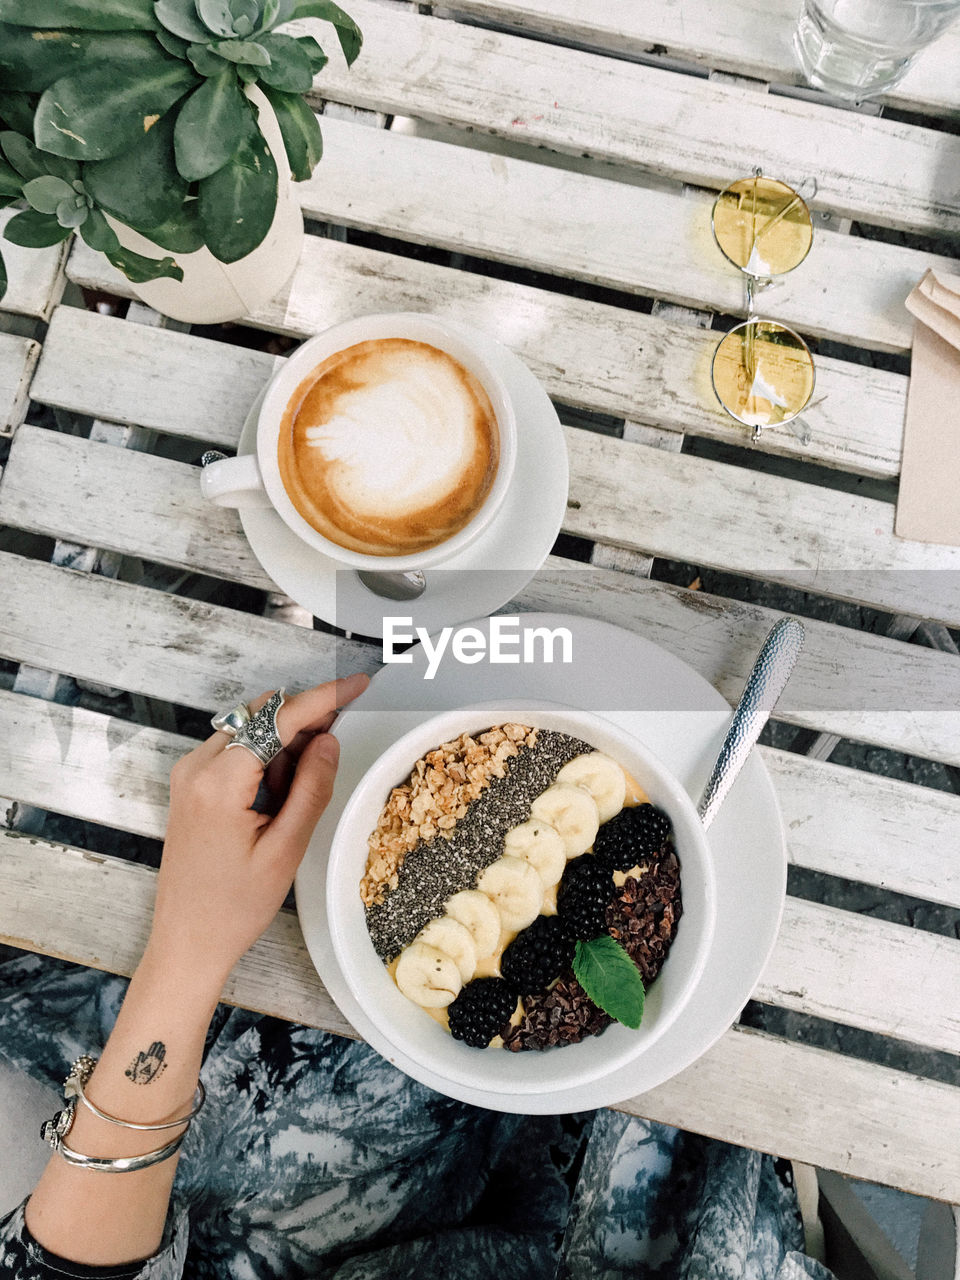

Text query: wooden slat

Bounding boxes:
[0,332,39,437]
[304,0,960,236]
[0,210,68,321]
[756,897,960,1056]
[0,552,378,710]
[59,248,908,478]
[0,831,355,1036]
[294,117,951,355]
[3,436,959,761]
[2,831,958,1200]
[440,0,960,118]
[525,560,960,768]
[4,688,959,904]
[12,400,958,632]
[4,685,960,910]
[766,748,960,911]
[0,427,275,591]
[624,1025,960,1202]
[66,120,948,355]
[0,689,187,840]
[30,306,280,450]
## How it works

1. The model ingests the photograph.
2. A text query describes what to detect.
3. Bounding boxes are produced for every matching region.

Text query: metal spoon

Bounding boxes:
[697,616,805,829]
[356,569,427,601]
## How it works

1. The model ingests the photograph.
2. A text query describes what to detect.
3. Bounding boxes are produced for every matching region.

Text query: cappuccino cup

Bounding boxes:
[201,313,517,572]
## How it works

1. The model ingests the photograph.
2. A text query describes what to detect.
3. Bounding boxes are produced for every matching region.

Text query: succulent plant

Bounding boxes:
[0,0,361,300]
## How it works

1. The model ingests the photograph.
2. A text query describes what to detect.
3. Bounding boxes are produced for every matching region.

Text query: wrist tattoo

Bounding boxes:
[125,1041,168,1085]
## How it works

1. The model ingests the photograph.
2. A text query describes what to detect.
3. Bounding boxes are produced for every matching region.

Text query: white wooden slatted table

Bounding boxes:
[2,0,959,1210]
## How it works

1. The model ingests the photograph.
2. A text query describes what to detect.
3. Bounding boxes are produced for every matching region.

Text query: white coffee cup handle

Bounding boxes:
[200,454,273,509]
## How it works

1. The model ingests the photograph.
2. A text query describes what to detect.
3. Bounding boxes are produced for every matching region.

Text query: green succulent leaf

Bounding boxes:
[198,127,276,261]
[0,157,23,199]
[129,200,204,252]
[572,936,645,1029]
[84,110,187,225]
[195,0,236,37]
[256,33,313,90]
[262,0,297,29]
[22,174,75,214]
[156,29,190,57]
[3,207,73,247]
[261,85,320,180]
[105,243,184,282]
[235,63,260,83]
[0,132,80,185]
[154,0,209,42]
[35,58,198,160]
[209,38,270,65]
[0,132,49,181]
[55,194,89,227]
[0,249,7,302]
[0,27,163,93]
[0,0,159,30]
[294,35,327,73]
[263,0,296,27]
[186,42,227,75]
[0,91,39,136]
[79,207,121,252]
[287,1,361,65]
[174,70,251,181]
[231,0,261,27]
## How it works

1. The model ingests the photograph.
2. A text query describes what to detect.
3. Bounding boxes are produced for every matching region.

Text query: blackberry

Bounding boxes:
[501,916,575,995]
[593,804,672,872]
[556,856,614,941]
[448,978,517,1048]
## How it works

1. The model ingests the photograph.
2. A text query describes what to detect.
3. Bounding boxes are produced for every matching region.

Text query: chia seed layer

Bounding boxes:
[366,729,593,961]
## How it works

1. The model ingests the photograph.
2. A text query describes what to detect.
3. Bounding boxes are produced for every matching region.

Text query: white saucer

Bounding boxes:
[237,322,569,634]
[295,613,787,1115]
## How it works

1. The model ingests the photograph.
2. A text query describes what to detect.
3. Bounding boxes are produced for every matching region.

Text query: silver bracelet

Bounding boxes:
[56,1129,187,1173]
[68,1056,206,1131]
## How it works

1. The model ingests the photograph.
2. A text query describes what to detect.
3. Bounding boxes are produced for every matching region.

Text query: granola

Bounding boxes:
[360,724,537,907]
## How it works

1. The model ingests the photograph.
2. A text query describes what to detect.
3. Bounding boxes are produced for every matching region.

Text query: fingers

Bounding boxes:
[212,673,369,793]
[275,673,370,743]
[261,732,340,859]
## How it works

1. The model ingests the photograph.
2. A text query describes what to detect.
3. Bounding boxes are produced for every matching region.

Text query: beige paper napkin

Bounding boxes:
[897,268,960,545]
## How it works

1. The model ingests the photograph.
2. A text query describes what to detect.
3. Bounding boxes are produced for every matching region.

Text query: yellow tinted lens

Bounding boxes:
[711,320,815,428]
[712,176,813,277]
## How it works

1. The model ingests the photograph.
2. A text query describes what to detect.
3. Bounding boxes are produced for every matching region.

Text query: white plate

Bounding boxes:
[237,321,568,634]
[296,613,787,1114]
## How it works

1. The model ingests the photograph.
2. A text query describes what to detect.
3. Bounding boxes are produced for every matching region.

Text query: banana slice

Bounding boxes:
[395,942,462,1008]
[557,752,627,824]
[504,819,566,888]
[417,917,478,983]
[477,855,544,931]
[444,890,501,960]
[530,783,600,858]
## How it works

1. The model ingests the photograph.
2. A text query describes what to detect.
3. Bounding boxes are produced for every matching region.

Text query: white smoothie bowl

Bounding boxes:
[326,700,717,1096]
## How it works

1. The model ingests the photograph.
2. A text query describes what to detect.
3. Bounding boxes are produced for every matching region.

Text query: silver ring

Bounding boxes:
[225,689,286,767]
[211,702,251,738]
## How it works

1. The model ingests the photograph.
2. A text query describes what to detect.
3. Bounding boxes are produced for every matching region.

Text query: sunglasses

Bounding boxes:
[710,171,817,442]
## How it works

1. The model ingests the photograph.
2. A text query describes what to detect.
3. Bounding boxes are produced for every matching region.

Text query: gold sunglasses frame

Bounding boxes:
[709,171,818,442]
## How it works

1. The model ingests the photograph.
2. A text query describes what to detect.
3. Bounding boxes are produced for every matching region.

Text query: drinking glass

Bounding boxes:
[794,0,960,100]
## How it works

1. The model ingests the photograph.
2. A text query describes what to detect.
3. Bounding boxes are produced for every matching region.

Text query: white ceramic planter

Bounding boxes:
[106,85,304,324]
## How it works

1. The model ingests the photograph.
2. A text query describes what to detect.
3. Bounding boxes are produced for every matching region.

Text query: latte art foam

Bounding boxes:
[277,339,499,556]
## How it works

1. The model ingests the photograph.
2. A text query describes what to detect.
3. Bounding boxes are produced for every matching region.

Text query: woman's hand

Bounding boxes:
[147,673,369,986]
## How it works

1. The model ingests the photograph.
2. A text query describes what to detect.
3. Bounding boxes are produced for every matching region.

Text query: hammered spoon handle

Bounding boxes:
[697,617,805,830]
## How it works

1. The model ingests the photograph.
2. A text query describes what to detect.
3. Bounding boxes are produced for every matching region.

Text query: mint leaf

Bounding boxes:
[573,936,645,1029]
